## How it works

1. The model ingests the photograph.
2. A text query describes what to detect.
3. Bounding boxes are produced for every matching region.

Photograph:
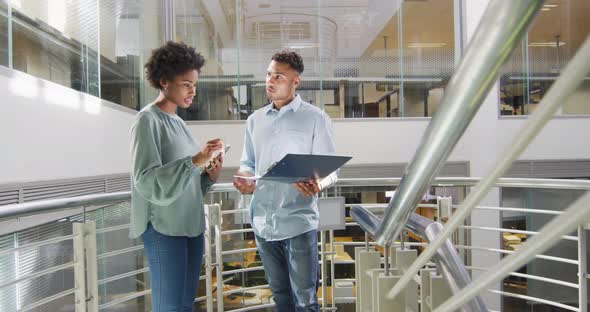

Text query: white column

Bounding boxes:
[459,0,503,309]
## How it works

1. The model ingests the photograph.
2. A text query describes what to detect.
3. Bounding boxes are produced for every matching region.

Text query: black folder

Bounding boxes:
[257,154,352,183]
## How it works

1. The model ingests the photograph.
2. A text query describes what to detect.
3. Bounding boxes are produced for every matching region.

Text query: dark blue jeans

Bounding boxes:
[255,230,319,312]
[142,223,204,312]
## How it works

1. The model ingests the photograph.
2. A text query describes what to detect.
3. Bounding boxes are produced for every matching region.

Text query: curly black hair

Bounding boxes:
[145,41,205,90]
[271,50,304,74]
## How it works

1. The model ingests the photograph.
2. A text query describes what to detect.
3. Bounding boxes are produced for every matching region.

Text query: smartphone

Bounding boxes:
[206,144,231,170]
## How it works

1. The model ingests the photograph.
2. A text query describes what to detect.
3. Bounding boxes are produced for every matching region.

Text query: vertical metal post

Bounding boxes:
[397,3,404,117]
[73,223,88,312]
[579,226,588,312]
[215,226,223,311]
[320,231,327,311]
[95,0,101,98]
[453,0,464,67]
[400,230,406,250]
[235,0,241,120]
[85,222,98,312]
[317,0,324,111]
[384,243,390,276]
[361,83,365,117]
[14,232,20,310]
[365,233,369,251]
[214,204,224,312]
[523,34,531,115]
[7,0,12,68]
[329,230,335,310]
[162,0,175,42]
[204,205,213,312]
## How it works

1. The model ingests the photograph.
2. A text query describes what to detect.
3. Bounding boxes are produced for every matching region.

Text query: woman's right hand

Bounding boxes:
[192,139,223,167]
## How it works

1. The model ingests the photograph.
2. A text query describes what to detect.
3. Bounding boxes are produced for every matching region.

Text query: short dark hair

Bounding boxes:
[145,41,205,90]
[271,50,304,74]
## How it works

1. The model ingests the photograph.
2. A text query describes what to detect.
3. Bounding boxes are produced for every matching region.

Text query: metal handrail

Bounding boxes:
[0,191,129,221]
[3,178,590,223]
[1,177,586,311]
[434,191,590,312]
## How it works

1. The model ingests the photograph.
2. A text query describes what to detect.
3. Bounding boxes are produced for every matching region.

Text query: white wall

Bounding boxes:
[0,66,136,184]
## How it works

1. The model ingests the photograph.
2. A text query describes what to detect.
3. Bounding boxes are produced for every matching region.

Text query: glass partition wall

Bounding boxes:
[3,0,588,118]
[2,0,459,120]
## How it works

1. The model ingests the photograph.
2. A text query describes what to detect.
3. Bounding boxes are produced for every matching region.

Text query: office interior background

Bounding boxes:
[0,0,589,311]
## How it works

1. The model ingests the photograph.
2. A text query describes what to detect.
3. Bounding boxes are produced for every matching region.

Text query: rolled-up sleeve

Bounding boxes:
[313,112,338,187]
[239,116,256,174]
[200,173,214,195]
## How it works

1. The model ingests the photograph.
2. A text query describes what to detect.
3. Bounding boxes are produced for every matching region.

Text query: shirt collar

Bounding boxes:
[265,94,302,114]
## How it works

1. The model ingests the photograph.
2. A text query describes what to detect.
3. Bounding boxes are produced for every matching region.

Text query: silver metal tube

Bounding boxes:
[473,206,563,216]
[320,231,327,311]
[387,35,590,302]
[578,225,588,312]
[455,245,579,265]
[488,290,579,312]
[329,230,335,312]
[0,191,129,221]
[215,225,224,312]
[384,243,390,276]
[98,289,152,310]
[459,225,579,241]
[465,266,579,289]
[223,284,270,296]
[221,228,254,235]
[95,223,130,234]
[20,288,77,312]
[204,205,214,312]
[434,192,590,312]
[3,178,590,226]
[221,266,265,276]
[334,177,590,190]
[407,213,487,311]
[97,245,144,261]
[221,247,259,256]
[98,268,150,286]
[0,234,77,257]
[374,0,545,246]
[0,262,74,290]
[227,303,276,312]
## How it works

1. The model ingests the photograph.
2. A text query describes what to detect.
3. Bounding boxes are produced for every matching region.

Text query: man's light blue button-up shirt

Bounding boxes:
[239,94,337,241]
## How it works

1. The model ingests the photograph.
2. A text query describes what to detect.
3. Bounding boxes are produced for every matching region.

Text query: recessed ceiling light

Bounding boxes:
[407,43,447,48]
[529,42,566,47]
[283,44,319,49]
[543,4,558,8]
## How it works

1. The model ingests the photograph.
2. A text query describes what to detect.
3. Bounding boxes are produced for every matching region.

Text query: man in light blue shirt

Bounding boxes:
[234,51,337,311]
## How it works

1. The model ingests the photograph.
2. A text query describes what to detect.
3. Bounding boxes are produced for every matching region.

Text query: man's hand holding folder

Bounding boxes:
[293,179,322,197]
[233,171,256,194]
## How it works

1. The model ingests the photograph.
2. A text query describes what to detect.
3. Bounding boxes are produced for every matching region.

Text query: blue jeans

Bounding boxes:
[142,223,204,312]
[255,230,319,312]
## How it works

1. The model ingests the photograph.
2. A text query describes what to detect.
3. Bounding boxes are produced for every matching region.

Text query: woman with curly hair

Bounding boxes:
[130,41,223,311]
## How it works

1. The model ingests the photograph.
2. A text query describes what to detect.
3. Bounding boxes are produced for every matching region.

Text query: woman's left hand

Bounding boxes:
[205,155,223,182]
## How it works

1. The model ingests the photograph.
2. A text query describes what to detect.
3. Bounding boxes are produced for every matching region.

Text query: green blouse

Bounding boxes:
[129,104,213,239]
